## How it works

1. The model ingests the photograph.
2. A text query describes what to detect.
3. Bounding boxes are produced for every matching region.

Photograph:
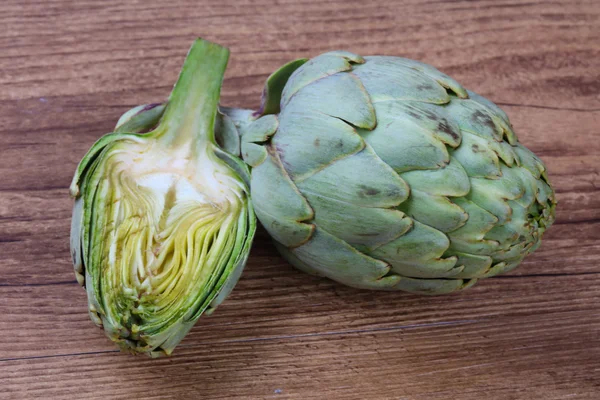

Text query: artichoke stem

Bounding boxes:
[155,38,230,154]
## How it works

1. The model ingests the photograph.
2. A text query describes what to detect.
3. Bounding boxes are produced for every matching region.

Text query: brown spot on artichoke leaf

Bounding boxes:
[138,103,163,113]
[136,125,160,135]
[423,109,439,121]
[387,186,407,199]
[471,144,484,153]
[437,121,460,141]
[272,143,291,169]
[407,110,423,120]
[252,87,268,118]
[416,84,435,91]
[472,110,497,132]
[358,184,381,197]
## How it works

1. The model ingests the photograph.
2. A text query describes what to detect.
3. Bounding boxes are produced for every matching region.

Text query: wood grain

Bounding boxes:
[1,0,599,399]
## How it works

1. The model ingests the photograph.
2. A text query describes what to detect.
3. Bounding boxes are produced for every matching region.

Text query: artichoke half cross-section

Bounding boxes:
[239,51,556,295]
[70,39,256,356]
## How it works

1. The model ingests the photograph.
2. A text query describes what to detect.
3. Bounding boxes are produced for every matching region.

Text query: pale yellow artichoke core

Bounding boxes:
[93,137,244,346]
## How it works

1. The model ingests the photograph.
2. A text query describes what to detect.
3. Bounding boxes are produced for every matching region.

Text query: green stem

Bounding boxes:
[155,39,230,150]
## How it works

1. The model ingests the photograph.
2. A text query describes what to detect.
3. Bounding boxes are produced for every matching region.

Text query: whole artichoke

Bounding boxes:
[238,51,556,294]
[70,39,255,356]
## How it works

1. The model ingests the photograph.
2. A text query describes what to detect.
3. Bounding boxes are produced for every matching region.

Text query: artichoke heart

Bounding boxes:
[70,39,255,356]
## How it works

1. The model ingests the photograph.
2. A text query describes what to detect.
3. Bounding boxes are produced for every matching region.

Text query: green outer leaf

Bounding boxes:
[295,146,409,208]
[273,109,365,180]
[386,57,468,99]
[192,197,256,319]
[370,220,460,279]
[115,103,166,133]
[451,130,502,178]
[393,276,476,295]
[280,52,363,107]
[242,114,279,144]
[398,190,468,233]
[219,107,255,135]
[257,58,308,116]
[241,142,268,168]
[288,227,397,288]
[400,156,470,197]
[206,201,256,314]
[70,197,85,285]
[358,109,450,173]
[69,132,139,197]
[285,72,376,129]
[251,149,314,247]
[451,253,493,279]
[303,191,413,250]
[214,146,252,189]
[353,57,451,104]
[214,110,241,156]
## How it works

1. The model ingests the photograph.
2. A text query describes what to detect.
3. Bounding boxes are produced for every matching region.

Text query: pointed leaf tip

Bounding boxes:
[256,58,309,117]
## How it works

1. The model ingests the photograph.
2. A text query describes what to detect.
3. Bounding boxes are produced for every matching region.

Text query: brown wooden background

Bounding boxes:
[1,0,599,399]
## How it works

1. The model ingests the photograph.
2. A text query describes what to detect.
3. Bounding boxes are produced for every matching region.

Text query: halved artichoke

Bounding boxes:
[70,39,255,356]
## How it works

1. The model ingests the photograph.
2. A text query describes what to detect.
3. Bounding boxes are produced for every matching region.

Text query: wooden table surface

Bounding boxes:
[1,0,599,399]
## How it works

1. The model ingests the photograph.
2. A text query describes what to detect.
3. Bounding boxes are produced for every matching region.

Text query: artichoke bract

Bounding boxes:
[239,51,556,294]
[70,39,256,356]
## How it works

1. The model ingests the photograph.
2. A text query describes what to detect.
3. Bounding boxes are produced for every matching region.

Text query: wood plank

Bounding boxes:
[2,307,599,399]
[1,269,598,360]
[0,0,598,109]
